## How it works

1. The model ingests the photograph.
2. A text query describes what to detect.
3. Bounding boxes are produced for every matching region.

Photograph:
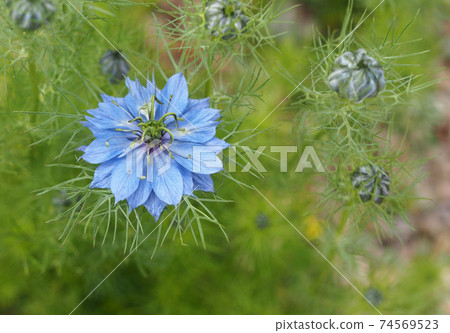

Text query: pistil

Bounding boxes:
[121,94,184,159]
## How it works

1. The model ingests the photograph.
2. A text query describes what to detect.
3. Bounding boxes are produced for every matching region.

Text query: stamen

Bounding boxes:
[114,128,137,134]
[165,95,173,114]
[147,145,151,165]
[158,112,178,123]
[129,116,144,124]
[158,126,174,144]
[106,133,138,147]
[140,127,151,143]
[157,112,184,129]
[162,144,174,159]
[111,100,135,119]
[149,94,156,122]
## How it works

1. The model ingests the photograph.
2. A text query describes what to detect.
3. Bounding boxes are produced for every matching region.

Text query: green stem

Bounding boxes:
[27,54,41,166]
[205,76,213,98]
[337,207,349,236]
[27,53,43,226]
[28,55,40,124]
[204,55,214,98]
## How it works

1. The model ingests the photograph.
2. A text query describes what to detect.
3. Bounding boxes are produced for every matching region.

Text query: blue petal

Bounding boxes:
[207,137,230,150]
[127,179,152,212]
[160,73,188,118]
[168,107,220,143]
[90,100,131,121]
[148,74,162,97]
[100,94,124,104]
[90,159,118,189]
[84,116,137,133]
[81,120,134,143]
[179,166,194,195]
[86,101,139,131]
[125,77,153,110]
[186,97,210,111]
[144,191,167,221]
[170,138,228,174]
[192,173,215,192]
[123,77,166,120]
[184,107,220,122]
[81,120,103,138]
[110,158,141,204]
[82,135,131,164]
[84,119,137,142]
[121,145,148,179]
[151,152,184,205]
[123,93,141,119]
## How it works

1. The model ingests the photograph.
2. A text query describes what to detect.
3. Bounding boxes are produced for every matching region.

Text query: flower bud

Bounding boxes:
[7,0,56,31]
[99,50,130,84]
[351,164,390,204]
[205,0,248,40]
[328,49,385,103]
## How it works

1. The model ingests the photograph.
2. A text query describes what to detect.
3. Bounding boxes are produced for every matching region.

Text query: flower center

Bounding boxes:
[125,94,184,157]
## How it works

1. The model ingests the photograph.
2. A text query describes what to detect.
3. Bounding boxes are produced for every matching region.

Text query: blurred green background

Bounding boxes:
[0,0,449,314]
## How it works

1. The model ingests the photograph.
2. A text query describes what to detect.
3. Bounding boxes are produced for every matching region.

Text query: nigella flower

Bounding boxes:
[328,49,385,103]
[99,50,130,84]
[79,73,228,220]
[351,164,390,204]
[205,0,248,40]
[6,0,56,31]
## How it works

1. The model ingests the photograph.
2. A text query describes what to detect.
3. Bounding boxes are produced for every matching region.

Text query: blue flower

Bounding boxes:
[79,73,228,220]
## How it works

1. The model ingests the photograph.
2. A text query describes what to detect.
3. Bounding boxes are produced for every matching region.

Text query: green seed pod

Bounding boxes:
[351,164,390,204]
[7,0,56,31]
[99,50,130,84]
[328,49,385,103]
[205,0,248,40]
